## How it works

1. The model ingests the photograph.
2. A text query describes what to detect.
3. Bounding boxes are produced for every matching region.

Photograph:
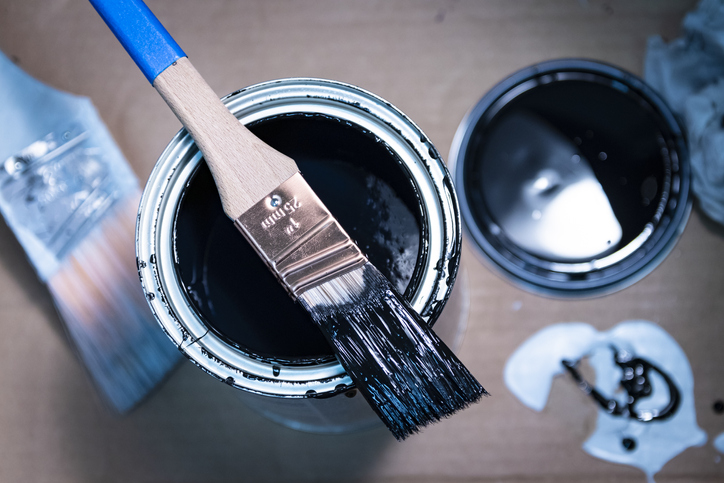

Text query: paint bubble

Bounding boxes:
[622,437,637,451]
[714,400,724,414]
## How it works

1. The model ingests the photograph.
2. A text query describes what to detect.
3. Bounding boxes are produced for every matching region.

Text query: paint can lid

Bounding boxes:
[449,59,691,297]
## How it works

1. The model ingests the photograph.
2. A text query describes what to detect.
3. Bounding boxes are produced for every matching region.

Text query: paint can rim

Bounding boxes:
[448,58,692,297]
[137,77,462,397]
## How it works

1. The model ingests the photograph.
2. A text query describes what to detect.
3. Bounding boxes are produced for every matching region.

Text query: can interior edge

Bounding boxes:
[173,113,424,365]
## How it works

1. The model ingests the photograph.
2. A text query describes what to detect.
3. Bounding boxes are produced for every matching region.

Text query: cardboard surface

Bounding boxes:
[1,1,723,482]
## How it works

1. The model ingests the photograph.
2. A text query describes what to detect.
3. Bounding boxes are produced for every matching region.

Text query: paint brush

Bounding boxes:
[0,50,181,413]
[90,0,486,439]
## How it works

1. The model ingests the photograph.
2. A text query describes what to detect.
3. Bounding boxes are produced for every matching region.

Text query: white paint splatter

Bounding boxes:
[715,432,724,454]
[504,320,707,482]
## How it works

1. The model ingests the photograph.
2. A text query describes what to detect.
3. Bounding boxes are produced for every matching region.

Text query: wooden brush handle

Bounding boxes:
[154,58,298,218]
[89,0,298,218]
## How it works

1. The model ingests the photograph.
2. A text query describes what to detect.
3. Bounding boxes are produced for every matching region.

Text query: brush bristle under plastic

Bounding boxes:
[46,195,180,413]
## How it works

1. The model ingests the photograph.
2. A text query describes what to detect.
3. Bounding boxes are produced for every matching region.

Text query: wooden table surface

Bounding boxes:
[2,1,722,482]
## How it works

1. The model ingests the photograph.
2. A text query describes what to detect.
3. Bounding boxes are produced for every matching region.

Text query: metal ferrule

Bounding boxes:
[234,172,367,299]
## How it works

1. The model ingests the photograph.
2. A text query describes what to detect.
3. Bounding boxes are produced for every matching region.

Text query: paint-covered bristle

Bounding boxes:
[298,262,487,440]
[46,194,180,413]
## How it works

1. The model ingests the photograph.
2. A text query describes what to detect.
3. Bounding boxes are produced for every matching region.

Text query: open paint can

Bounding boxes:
[137,78,465,433]
[449,59,691,296]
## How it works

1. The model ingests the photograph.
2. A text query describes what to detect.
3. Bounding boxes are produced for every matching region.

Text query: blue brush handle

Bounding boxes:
[89,0,186,84]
